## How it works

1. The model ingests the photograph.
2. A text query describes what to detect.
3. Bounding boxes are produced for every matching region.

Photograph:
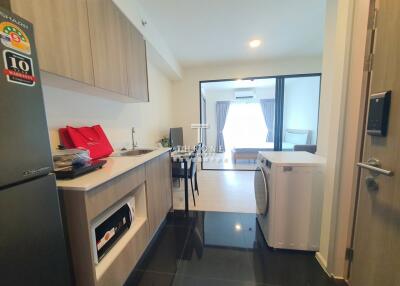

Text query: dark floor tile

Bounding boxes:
[246,223,333,286]
[166,210,204,228]
[124,270,175,286]
[173,275,278,286]
[175,212,263,282]
[332,279,348,286]
[200,212,256,249]
[127,211,346,286]
[178,245,257,282]
[125,271,275,286]
[135,225,190,273]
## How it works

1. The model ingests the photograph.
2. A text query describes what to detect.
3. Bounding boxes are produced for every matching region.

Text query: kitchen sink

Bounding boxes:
[114,148,155,157]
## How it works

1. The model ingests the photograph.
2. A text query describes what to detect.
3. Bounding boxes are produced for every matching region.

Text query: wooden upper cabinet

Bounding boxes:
[125,19,149,102]
[86,0,128,95]
[10,0,94,85]
[8,0,149,102]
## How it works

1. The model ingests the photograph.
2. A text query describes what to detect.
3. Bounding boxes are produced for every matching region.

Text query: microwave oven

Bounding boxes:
[90,196,135,263]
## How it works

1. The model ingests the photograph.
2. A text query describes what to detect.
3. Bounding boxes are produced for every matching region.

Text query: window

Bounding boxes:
[223,102,268,150]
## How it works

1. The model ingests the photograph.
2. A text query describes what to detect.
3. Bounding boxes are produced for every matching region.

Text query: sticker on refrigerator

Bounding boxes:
[0,21,31,55]
[3,50,36,86]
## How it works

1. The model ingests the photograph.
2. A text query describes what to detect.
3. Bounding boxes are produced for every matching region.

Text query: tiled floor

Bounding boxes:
[125,211,347,286]
[172,170,256,213]
[202,152,257,171]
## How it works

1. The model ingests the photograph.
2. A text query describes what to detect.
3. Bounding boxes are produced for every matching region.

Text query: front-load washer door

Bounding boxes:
[254,163,269,216]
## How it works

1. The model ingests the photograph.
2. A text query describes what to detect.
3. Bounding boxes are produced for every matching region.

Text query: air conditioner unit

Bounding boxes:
[234,88,255,99]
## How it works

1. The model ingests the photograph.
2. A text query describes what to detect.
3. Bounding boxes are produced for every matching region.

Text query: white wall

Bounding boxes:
[330,0,370,277]
[203,87,275,148]
[316,0,350,273]
[43,62,173,151]
[315,0,370,279]
[172,57,322,146]
[283,76,321,144]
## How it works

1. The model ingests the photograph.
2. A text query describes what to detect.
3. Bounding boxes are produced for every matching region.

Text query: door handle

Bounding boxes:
[357,159,394,177]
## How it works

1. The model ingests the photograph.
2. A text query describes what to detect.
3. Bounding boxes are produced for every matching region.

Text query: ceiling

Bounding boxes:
[202,78,276,92]
[138,0,326,67]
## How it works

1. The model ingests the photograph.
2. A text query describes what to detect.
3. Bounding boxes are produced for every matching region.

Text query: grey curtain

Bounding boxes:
[260,99,275,142]
[216,101,230,153]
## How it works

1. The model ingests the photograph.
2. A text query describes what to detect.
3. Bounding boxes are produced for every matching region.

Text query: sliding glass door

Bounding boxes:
[199,73,320,171]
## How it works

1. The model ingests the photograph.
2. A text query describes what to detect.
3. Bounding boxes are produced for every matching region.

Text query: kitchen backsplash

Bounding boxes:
[42,63,174,152]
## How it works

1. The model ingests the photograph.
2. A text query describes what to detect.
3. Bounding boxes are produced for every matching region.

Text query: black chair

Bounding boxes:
[172,144,201,206]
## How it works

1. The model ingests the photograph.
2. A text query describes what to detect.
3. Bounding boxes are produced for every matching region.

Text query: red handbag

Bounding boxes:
[59,128,75,149]
[65,125,114,159]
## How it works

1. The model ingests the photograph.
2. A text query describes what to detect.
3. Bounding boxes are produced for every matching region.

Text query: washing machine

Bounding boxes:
[254,151,325,251]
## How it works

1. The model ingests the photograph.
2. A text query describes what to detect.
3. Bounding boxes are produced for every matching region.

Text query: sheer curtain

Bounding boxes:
[260,99,275,142]
[215,101,230,153]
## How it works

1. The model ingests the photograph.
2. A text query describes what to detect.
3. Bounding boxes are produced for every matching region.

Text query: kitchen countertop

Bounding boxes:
[56,148,171,192]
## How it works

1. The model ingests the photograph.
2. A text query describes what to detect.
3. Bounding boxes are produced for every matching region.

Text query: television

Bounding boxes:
[169,127,183,148]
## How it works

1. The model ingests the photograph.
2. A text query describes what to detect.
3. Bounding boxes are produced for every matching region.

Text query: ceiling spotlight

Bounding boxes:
[249,39,261,48]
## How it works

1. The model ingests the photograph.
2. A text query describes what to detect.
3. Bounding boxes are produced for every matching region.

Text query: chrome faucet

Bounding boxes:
[131,127,138,149]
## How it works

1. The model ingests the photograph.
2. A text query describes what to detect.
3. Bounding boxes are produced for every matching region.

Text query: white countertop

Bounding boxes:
[258,151,326,166]
[56,148,171,192]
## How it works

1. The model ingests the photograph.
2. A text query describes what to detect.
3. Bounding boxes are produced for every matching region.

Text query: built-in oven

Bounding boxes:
[90,196,135,264]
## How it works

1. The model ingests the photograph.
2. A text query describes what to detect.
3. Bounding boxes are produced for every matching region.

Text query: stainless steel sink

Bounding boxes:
[114,148,155,157]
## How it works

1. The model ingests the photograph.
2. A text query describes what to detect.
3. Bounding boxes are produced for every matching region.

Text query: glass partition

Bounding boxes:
[281,76,321,151]
[199,74,321,170]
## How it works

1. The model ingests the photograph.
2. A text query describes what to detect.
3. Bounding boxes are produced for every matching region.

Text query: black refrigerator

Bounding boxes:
[0,8,72,285]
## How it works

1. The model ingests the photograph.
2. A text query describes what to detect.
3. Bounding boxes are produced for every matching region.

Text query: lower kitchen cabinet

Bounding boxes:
[160,152,173,214]
[145,152,173,237]
[59,150,172,286]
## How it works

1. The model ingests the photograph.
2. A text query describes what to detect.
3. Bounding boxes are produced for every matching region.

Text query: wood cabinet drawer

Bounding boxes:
[86,165,145,220]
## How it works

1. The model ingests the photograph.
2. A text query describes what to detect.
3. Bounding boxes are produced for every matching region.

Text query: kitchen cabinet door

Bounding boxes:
[86,0,128,95]
[125,19,149,102]
[10,0,94,85]
[145,156,165,237]
[160,152,172,213]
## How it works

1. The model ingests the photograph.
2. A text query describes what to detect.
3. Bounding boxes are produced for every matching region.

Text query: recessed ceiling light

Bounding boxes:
[235,224,242,231]
[249,39,261,48]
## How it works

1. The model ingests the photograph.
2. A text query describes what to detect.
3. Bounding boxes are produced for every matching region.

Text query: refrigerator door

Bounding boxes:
[0,174,71,285]
[0,8,53,188]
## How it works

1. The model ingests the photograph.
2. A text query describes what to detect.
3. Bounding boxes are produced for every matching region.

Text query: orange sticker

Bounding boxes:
[0,21,31,55]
